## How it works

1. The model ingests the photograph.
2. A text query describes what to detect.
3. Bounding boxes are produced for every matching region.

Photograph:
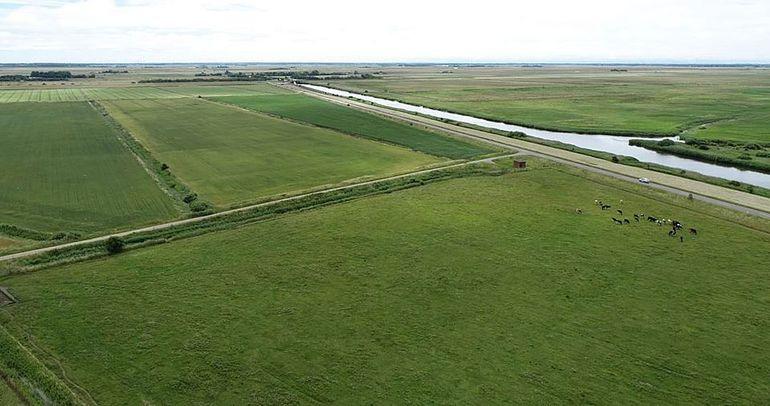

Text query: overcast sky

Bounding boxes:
[1,0,769,63]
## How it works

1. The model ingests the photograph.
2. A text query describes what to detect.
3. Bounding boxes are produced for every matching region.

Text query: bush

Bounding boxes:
[182,193,198,204]
[189,200,213,213]
[756,151,770,158]
[738,154,753,160]
[105,236,125,254]
[611,156,619,163]
[698,145,710,150]
[160,163,169,170]
[657,139,676,147]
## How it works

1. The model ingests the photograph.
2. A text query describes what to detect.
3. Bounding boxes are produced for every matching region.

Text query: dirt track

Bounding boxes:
[289,83,770,218]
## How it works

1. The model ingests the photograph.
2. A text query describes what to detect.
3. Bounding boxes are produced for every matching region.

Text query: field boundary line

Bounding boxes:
[0,154,516,263]
[87,101,179,204]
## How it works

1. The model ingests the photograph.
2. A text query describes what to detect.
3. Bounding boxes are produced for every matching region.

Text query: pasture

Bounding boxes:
[101,97,442,207]
[216,92,496,159]
[2,160,768,404]
[326,67,770,142]
[0,102,178,237]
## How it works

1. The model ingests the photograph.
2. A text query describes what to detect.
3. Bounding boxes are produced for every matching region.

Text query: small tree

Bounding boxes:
[611,156,620,163]
[105,236,125,255]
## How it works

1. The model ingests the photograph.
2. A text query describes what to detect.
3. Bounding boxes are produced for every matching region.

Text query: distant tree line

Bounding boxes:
[0,70,94,82]
[143,69,379,83]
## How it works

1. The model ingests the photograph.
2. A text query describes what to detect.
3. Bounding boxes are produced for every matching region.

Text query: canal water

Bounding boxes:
[301,84,770,189]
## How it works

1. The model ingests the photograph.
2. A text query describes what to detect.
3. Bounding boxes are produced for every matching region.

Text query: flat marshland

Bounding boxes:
[2,160,768,404]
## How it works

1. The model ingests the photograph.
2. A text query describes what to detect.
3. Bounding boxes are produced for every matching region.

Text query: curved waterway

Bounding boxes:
[301,84,770,189]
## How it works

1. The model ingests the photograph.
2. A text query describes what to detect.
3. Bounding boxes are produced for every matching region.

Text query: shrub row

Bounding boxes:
[0,224,80,242]
[630,139,770,174]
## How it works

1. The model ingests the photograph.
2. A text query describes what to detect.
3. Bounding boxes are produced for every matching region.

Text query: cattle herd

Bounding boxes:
[583,199,698,242]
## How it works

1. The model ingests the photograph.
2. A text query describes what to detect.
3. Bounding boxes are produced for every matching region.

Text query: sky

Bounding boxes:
[1,0,769,64]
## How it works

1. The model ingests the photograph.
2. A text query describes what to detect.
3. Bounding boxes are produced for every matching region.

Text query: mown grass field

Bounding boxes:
[102,97,443,207]
[0,102,178,237]
[2,161,768,404]
[0,83,286,103]
[326,67,770,142]
[216,92,496,159]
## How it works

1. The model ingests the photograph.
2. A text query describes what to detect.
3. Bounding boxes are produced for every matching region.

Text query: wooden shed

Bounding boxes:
[513,160,527,169]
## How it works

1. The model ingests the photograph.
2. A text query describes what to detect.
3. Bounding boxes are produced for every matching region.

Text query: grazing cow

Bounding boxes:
[575,208,583,214]
[680,236,684,243]
[673,221,683,230]
[689,228,697,235]
[657,220,663,226]
[668,229,676,237]
[623,219,630,224]
[601,204,611,210]
[611,217,623,225]
[617,209,623,215]
[648,216,658,222]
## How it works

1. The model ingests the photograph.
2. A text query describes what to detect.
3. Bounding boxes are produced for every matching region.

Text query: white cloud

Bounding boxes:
[0,0,768,63]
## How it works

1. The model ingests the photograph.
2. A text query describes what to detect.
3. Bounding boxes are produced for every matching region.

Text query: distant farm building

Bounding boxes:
[513,160,527,169]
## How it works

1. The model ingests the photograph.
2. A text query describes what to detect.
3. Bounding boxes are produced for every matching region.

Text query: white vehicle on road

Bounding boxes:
[638,177,650,184]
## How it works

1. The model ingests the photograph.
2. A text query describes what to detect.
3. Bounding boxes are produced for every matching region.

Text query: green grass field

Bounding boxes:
[0,83,287,103]
[326,67,770,142]
[216,92,496,159]
[102,97,443,207]
[2,161,767,404]
[0,102,178,237]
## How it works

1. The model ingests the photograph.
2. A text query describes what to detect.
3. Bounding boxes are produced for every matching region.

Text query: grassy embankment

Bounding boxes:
[0,102,178,253]
[1,159,768,404]
[215,92,497,159]
[102,98,443,208]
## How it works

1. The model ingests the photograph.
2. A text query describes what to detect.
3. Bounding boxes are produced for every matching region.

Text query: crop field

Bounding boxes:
[102,97,443,206]
[216,92,497,159]
[326,67,770,142]
[0,83,287,103]
[1,161,768,404]
[0,102,178,237]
